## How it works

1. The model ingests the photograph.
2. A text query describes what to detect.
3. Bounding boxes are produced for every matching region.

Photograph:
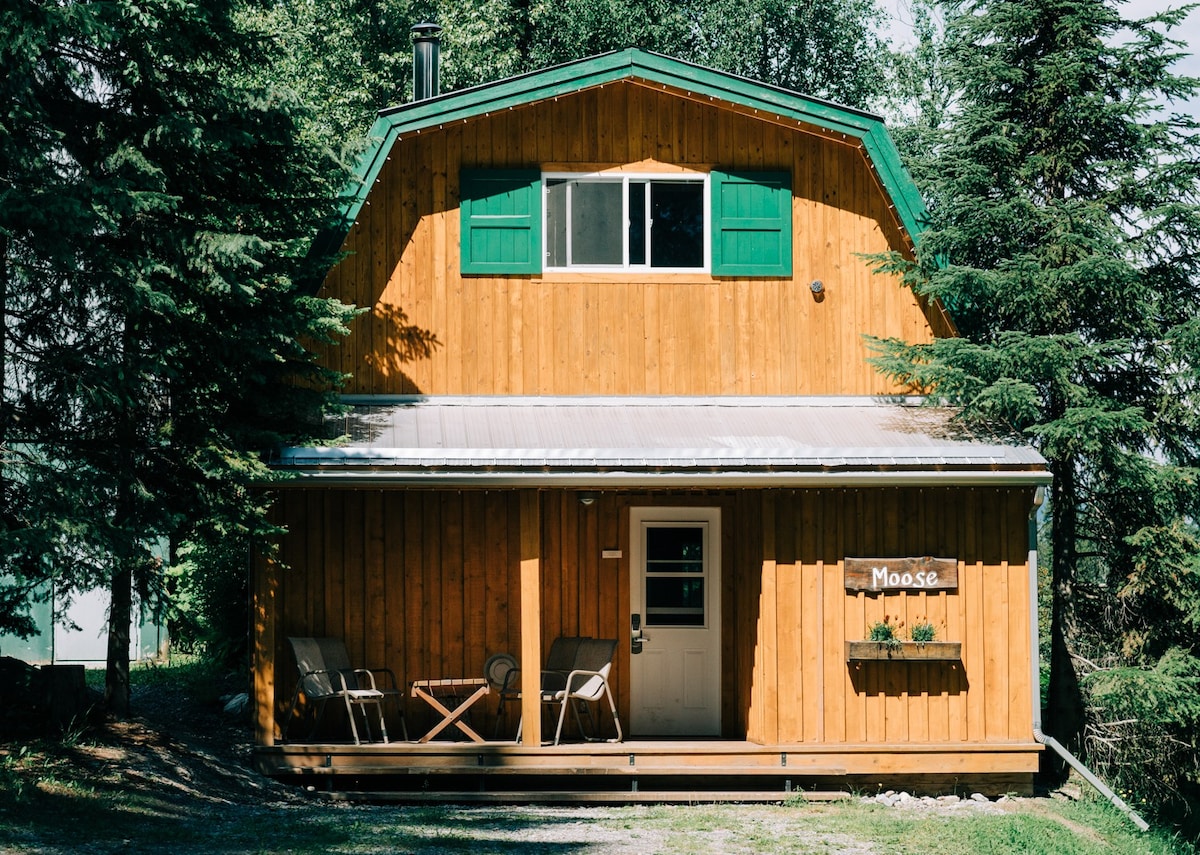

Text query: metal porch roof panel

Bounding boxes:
[277,397,1049,485]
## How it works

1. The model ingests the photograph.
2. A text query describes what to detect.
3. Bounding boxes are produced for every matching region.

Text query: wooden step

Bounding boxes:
[319,790,855,805]
[271,763,845,777]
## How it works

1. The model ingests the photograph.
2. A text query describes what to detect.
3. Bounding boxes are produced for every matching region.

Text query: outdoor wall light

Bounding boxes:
[810,280,825,294]
[578,491,598,506]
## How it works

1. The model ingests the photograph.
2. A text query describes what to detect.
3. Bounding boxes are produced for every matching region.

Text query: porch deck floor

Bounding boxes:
[255,738,1042,800]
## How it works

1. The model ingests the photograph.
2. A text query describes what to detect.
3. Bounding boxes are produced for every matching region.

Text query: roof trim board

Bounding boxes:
[273,470,1053,488]
[314,49,930,263]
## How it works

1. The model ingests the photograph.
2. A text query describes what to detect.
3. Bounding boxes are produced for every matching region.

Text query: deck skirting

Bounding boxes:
[255,739,1042,799]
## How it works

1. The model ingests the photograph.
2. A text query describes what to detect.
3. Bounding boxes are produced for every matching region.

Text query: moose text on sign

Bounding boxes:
[844,557,958,592]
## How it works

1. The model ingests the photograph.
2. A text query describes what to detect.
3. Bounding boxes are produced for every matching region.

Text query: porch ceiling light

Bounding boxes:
[579,491,598,506]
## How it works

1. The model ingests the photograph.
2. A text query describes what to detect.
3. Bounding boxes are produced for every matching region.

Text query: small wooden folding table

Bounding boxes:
[410,677,490,743]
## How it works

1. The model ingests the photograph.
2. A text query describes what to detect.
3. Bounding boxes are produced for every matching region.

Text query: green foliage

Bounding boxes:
[686,0,889,109]
[1083,649,1200,831]
[910,618,938,643]
[1,0,357,710]
[168,536,251,669]
[1088,649,1200,729]
[880,0,954,157]
[874,0,1200,827]
[247,0,893,146]
[867,615,903,649]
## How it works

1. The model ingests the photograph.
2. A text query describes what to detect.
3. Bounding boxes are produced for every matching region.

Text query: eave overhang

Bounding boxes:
[273,396,1051,490]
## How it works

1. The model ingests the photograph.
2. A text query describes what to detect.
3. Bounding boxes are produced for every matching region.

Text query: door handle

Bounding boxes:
[631,614,645,654]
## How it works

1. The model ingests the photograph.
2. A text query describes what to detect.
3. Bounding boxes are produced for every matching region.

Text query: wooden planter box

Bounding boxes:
[846,641,962,662]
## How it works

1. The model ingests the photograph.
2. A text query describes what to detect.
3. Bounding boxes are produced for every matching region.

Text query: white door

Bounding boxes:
[629,507,721,736]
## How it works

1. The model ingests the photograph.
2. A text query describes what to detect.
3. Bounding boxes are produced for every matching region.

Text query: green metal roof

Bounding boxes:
[315,48,930,264]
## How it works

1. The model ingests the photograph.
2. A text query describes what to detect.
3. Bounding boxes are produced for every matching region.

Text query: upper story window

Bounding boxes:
[460,168,792,277]
[545,175,707,271]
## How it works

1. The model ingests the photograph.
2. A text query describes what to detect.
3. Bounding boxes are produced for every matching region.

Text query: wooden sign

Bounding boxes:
[844,557,958,592]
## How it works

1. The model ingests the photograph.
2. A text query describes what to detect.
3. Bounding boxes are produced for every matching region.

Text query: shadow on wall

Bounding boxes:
[848,660,969,697]
[361,302,441,392]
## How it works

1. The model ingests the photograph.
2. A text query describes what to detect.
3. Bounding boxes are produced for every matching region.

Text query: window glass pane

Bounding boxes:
[650,182,704,268]
[570,181,623,265]
[646,526,703,570]
[546,179,568,267]
[646,578,705,626]
[628,182,646,266]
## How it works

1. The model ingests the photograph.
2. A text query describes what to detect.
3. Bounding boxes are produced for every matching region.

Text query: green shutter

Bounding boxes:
[460,169,542,274]
[710,171,792,277]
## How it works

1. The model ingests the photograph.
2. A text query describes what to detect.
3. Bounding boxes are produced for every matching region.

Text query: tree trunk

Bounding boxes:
[1,232,8,516]
[1044,455,1086,780]
[104,551,134,716]
[106,316,139,718]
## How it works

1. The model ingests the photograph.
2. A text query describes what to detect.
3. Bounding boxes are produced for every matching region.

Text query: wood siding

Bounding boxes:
[258,486,1034,750]
[317,81,951,396]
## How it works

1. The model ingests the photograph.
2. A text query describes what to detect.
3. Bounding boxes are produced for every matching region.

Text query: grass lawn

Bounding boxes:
[0,776,1188,854]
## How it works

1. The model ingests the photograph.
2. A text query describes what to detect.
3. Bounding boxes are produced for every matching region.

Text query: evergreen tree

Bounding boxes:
[251,0,891,146]
[1,0,357,713]
[869,0,1200,809]
[687,0,889,108]
[878,0,954,160]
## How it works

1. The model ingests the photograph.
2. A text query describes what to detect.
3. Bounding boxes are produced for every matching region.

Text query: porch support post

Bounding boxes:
[252,548,278,746]
[519,489,543,746]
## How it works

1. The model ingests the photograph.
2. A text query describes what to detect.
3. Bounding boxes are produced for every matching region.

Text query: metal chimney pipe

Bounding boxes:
[411,22,442,102]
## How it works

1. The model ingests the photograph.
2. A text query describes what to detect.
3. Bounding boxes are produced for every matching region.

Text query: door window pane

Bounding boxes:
[645,525,706,627]
[646,578,705,626]
[646,526,703,572]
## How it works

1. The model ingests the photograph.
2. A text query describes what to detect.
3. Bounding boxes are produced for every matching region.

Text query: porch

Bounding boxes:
[255,397,1051,799]
[253,738,1041,801]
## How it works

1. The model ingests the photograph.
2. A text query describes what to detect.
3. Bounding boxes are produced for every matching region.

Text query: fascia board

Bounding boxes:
[271,469,1054,488]
[382,50,878,141]
[629,50,877,138]
[863,123,931,246]
[310,116,397,265]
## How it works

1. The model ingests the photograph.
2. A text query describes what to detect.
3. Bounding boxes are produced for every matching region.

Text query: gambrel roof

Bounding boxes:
[317,48,929,260]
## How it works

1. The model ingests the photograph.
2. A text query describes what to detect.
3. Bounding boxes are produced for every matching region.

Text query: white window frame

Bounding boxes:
[542,172,711,273]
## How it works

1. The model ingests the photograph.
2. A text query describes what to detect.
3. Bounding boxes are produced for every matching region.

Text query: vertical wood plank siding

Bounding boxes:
[318,81,951,396]
[261,486,1033,746]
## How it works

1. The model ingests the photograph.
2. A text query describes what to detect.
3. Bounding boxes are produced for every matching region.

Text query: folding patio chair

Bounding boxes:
[509,637,623,745]
[281,637,406,744]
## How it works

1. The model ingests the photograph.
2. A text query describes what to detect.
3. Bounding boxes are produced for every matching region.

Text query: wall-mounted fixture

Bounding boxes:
[578,491,597,506]
[810,280,824,294]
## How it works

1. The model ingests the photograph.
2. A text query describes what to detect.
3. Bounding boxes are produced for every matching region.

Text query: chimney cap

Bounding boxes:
[411,22,442,39]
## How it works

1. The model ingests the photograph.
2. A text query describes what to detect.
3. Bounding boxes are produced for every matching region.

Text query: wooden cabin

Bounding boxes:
[252,46,1051,799]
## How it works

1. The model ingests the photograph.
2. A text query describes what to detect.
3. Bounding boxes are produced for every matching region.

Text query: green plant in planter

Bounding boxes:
[910,618,938,644]
[866,615,903,650]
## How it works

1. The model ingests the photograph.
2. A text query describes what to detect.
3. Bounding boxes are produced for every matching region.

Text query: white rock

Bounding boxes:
[223,692,250,716]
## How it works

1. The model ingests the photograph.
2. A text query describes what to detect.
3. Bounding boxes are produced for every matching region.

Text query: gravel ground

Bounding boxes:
[0,674,1122,855]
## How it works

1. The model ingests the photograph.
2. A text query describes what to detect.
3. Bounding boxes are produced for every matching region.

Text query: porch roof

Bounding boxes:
[275,396,1050,487]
